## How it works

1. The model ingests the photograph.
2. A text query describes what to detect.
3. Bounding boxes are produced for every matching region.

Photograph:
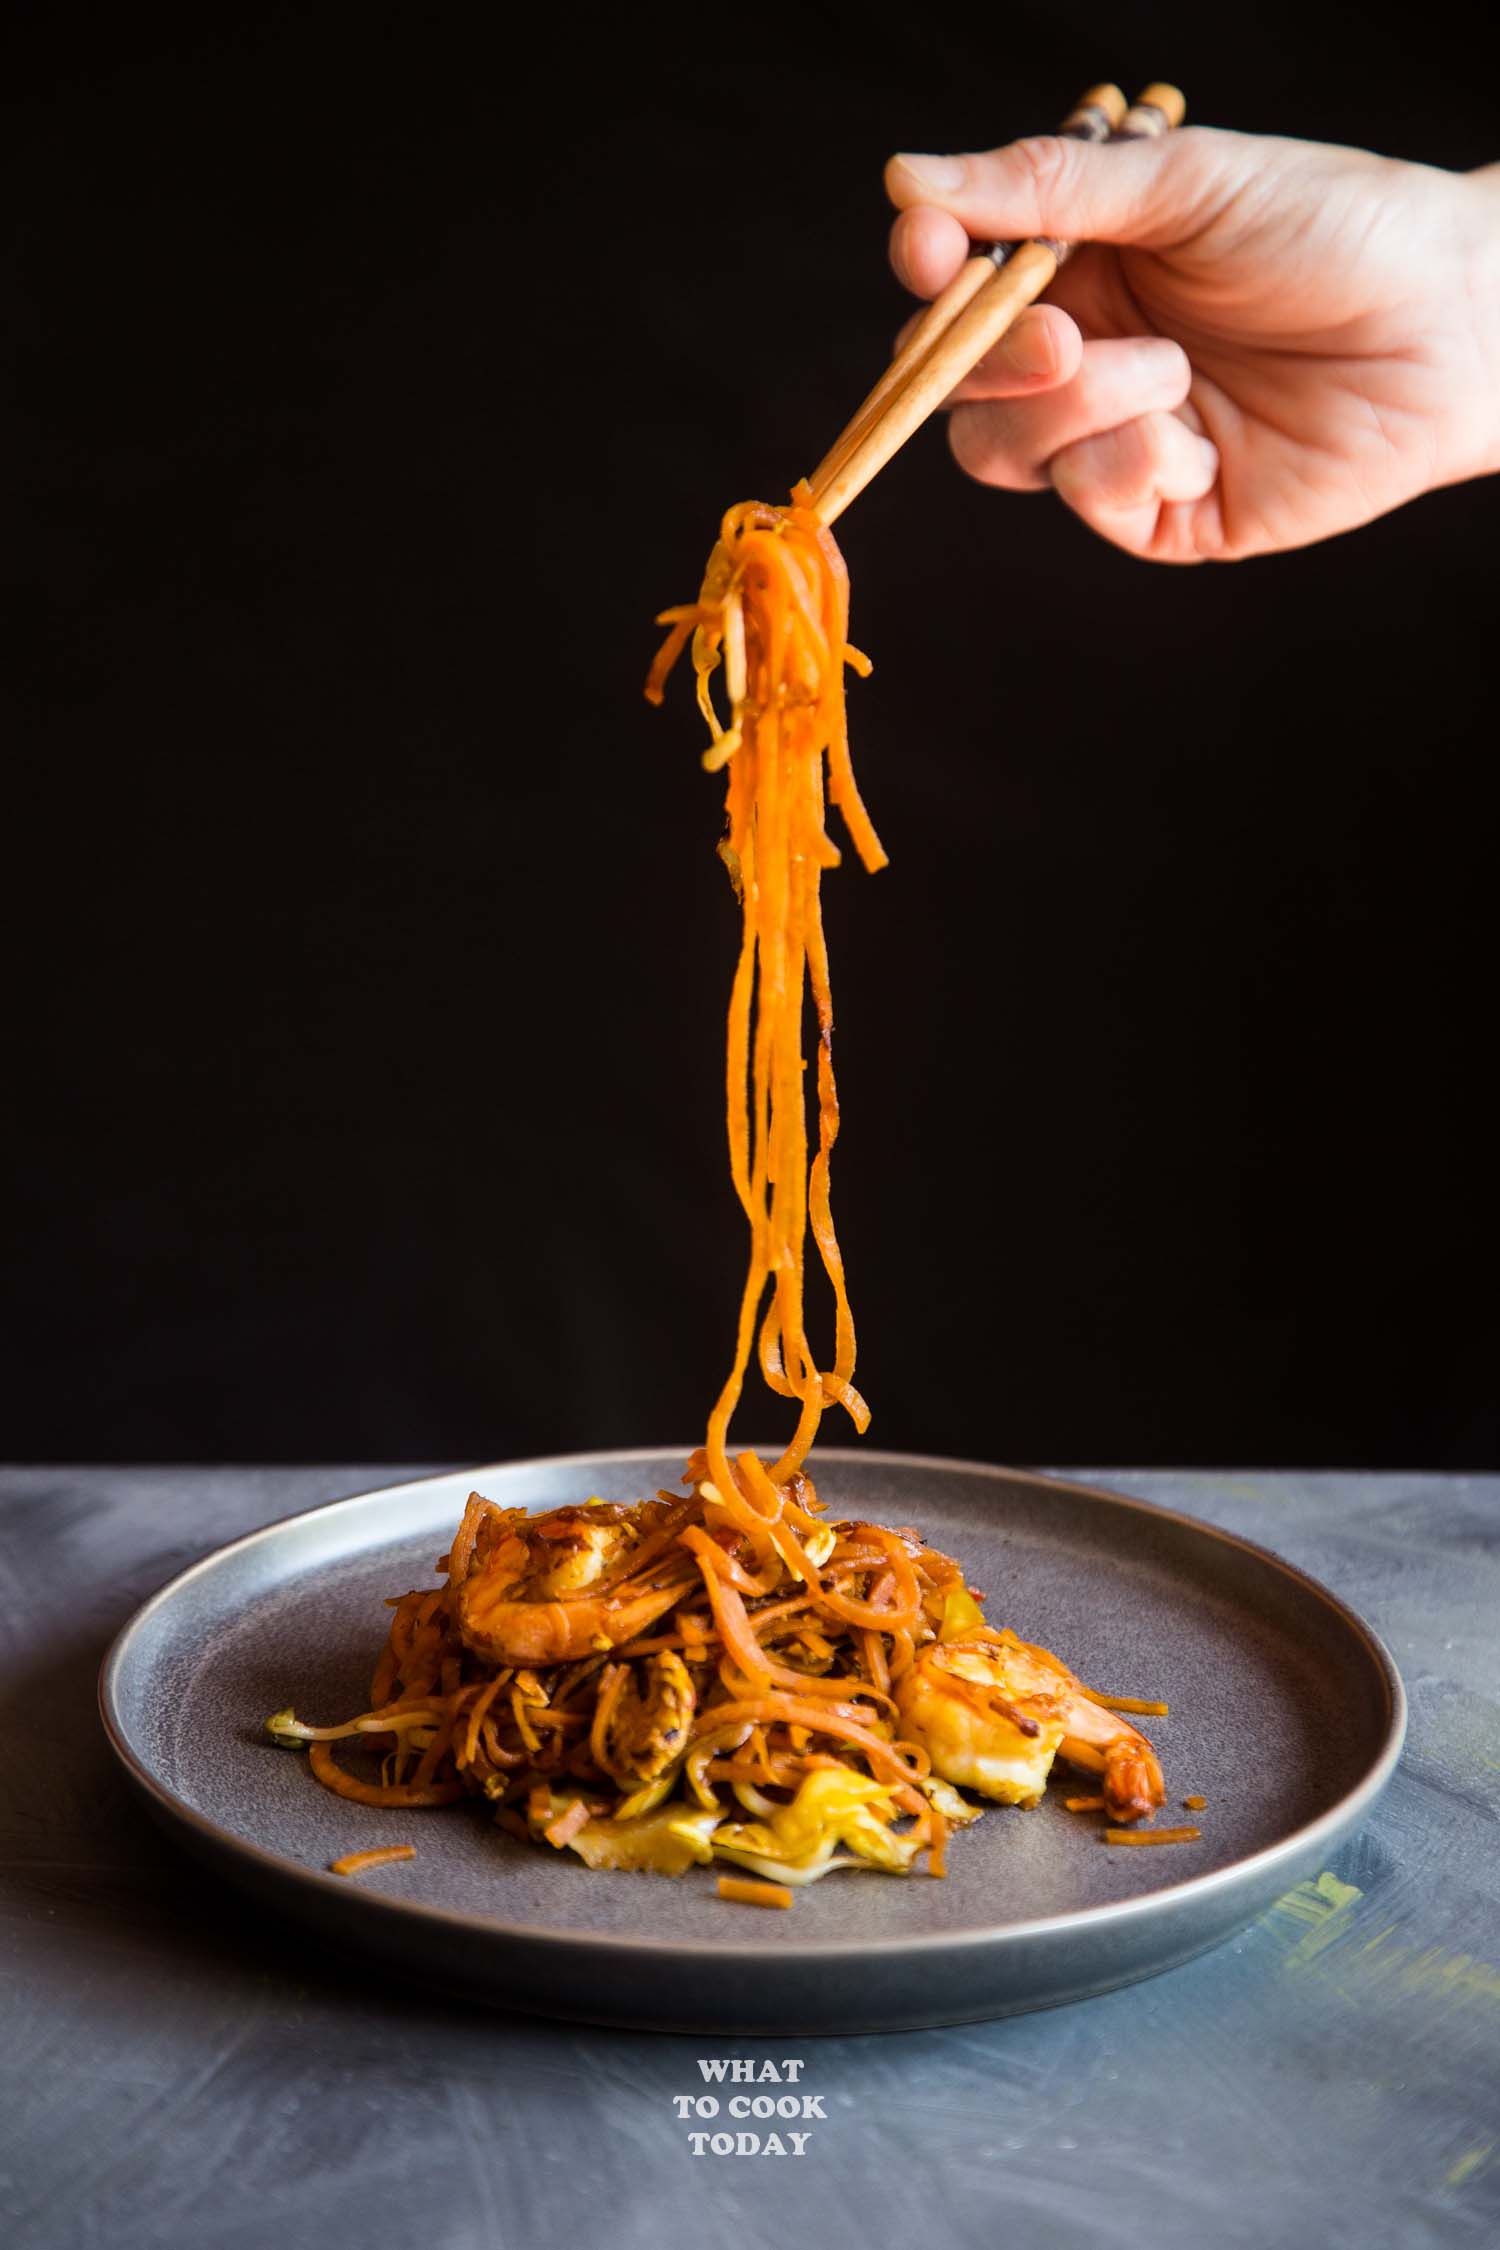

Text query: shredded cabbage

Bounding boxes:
[711,1844,875,1886]
[711,1767,923,1877]
[613,1768,681,1821]
[939,1587,986,1642]
[564,1805,722,1875]
[921,1772,984,1827]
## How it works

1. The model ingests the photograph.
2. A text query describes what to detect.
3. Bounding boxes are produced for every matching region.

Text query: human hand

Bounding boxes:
[884,129,1500,561]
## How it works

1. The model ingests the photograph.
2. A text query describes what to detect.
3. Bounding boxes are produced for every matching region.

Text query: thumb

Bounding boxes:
[884,126,1231,251]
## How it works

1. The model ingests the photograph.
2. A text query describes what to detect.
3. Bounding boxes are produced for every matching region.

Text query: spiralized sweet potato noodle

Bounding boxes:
[648,485,886,1502]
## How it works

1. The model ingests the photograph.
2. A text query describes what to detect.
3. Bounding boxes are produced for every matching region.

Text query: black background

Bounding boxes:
[7,2,1497,1467]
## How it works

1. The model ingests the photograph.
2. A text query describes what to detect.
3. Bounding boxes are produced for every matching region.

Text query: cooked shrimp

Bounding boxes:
[1050,1681,1166,1823]
[593,1652,697,1786]
[895,1635,1067,1806]
[896,1630,1166,1823]
[523,1505,634,1596]
[456,1501,692,1667]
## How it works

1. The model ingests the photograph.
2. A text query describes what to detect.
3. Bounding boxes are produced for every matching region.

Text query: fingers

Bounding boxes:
[889,204,971,298]
[884,126,1225,252]
[943,303,1085,401]
[880,123,1237,559]
[948,336,1193,489]
[1048,411,1222,559]
[948,331,1223,561]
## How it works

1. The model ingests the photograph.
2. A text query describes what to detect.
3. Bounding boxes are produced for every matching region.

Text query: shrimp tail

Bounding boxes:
[1102,1738,1166,1825]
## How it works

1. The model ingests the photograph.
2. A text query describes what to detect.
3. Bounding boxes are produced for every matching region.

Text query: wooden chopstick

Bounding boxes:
[809,84,1126,499]
[808,82,1186,526]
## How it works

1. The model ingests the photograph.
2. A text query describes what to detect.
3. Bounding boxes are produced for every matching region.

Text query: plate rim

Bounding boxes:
[98,1445,1407,1964]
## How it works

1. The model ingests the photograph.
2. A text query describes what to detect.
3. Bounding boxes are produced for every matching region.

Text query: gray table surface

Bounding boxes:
[2,1465,1497,2250]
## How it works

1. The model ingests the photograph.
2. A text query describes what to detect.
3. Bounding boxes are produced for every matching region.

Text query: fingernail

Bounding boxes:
[892,153,965,193]
[1005,316,1058,379]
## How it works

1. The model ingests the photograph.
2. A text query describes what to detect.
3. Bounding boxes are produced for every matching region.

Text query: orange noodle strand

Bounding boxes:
[646,484,883,1502]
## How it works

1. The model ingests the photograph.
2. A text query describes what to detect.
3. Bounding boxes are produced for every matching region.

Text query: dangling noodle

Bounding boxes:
[645,481,885,1499]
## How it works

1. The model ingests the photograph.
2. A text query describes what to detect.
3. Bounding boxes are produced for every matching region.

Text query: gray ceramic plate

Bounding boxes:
[99,1448,1404,2034]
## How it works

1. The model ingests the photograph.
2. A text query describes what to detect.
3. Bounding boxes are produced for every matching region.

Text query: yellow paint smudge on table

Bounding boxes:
[1444,2139,1493,2191]
[1265,1871,1364,1970]
[1270,1871,1363,1925]
[1263,1876,1500,2026]
[1389,1947,1500,2005]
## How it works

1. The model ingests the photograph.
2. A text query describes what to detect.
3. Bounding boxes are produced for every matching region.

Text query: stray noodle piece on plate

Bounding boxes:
[1103,1826,1201,1847]
[1064,1795,1106,1812]
[719,1874,794,1911]
[1183,1795,1207,1811]
[329,1845,417,1878]
[265,489,1173,1887]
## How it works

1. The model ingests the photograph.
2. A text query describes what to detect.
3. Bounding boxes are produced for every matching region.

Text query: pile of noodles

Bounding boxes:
[270,1468,997,1881]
